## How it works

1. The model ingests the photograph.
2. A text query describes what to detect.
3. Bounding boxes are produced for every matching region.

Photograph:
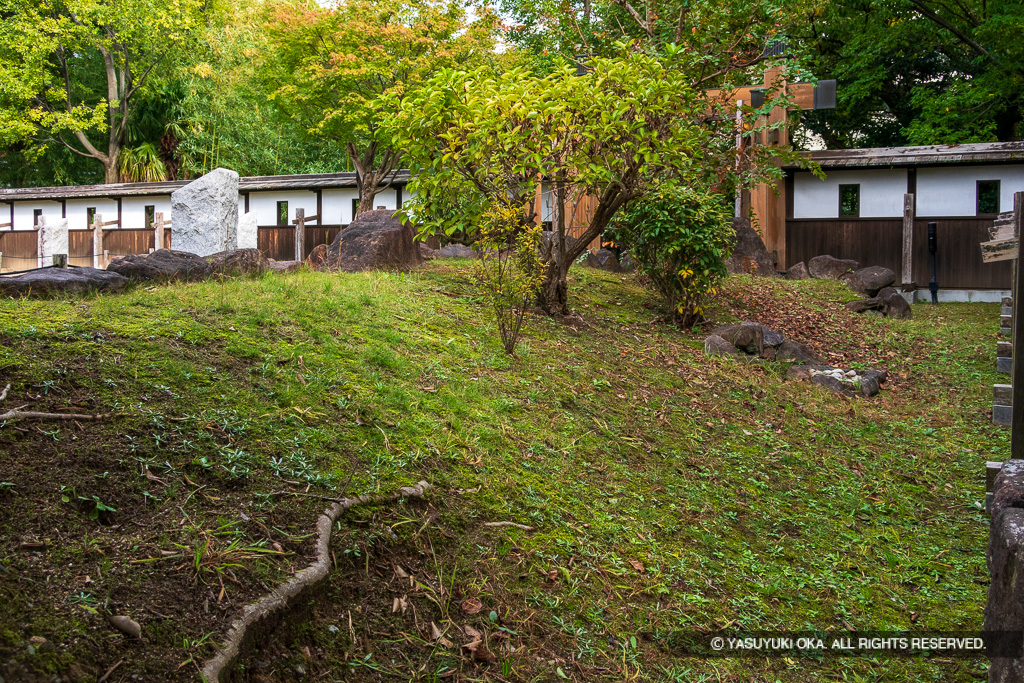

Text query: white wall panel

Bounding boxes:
[917,165,1024,217]
[11,201,63,230]
[793,169,907,219]
[121,197,171,230]
[247,190,318,226]
[63,198,118,230]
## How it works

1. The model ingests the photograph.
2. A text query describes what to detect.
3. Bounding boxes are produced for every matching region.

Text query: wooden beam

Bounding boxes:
[294,208,305,262]
[902,194,915,287]
[982,238,1018,263]
[1012,191,1024,460]
[92,214,104,269]
[704,82,815,111]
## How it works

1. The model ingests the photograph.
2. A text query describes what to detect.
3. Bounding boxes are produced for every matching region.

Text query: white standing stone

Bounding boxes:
[38,218,69,267]
[170,168,239,256]
[237,212,258,250]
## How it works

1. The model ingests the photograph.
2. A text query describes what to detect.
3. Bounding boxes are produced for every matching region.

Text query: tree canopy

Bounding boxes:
[796,0,1024,147]
[0,0,202,183]
[264,0,498,215]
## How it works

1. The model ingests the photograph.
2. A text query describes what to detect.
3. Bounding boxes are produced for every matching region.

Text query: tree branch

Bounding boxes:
[907,0,989,56]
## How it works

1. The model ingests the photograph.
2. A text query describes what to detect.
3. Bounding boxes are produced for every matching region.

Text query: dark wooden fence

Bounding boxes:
[0,230,39,271]
[785,216,1011,290]
[257,225,343,262]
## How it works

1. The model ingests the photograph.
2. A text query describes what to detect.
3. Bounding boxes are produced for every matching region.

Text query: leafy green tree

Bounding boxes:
[265,0,497,216]
[796,0,1024,146]
[0,0,202,183]
[388,51,791,314]
[169,0,348,179]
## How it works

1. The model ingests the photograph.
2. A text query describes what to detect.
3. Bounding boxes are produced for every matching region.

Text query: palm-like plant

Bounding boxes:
[118,142,168,182]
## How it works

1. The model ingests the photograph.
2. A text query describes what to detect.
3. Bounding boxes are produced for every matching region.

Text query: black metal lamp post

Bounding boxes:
[928,221,938,304]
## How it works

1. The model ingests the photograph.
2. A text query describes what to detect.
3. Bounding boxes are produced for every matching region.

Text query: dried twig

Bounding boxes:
[0,383,9,402]
[484,521,535,531]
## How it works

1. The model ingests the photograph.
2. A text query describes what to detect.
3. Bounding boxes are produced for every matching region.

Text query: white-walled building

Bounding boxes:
[0,171,410,231]
[780,142,1024,295]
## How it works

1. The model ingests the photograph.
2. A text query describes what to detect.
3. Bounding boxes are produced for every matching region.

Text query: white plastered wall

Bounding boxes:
[247,190,318,226]
[63,198,117,230]
[121,197,172,230]
[12,201,63,230]
[321,189,361,224]
[916,165,1024,217]
[793,169,908,219]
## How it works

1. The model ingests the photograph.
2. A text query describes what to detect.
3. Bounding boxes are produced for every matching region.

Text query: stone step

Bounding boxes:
[994,405,1012,426]
[1004,296,1014,308]
[999,357,1012,373]
[1004,306,1014,316]
[999,341,1013,357]
[995,384,1012,405]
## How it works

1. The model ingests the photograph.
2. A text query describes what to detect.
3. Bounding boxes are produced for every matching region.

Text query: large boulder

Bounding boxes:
[268,259,303,274]
[726,218,777,277]
[786,262,810,280]
[776,340,821,365]
[808,255,859,280]
[619,252,637,273]
[710,323,763,355]
[585,249,622,273]
[170,168,239,256]
[436,243,477,259]
[0,267,127,297]
[107,249,211,282]
[843,266,896,296]
[306,209,422,272]
[207,248,269,276]
[844,287,912,319]
[704,335,739,356]
[878,287,912,319]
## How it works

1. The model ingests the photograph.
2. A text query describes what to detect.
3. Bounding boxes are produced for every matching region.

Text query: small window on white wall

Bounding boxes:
[839,184,860,217]
[277,201,289,226]
[145,205,155,228]
[33,209,43,226]
[978,180,1000,215]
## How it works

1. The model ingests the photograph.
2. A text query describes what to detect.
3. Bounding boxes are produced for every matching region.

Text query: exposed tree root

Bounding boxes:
[0,408,114,422]
[0,383,114,423]
[484,521,535,531]
[200,481,433,682]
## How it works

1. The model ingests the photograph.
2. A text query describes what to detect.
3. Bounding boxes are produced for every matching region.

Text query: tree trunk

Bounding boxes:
[103,157,119,184]
[538,260,570,315]
[356,175,379,216]
[534,184,633,315]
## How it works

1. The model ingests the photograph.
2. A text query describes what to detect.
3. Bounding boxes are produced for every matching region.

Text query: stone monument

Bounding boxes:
[237,212,258,251]
[170,168,239,256]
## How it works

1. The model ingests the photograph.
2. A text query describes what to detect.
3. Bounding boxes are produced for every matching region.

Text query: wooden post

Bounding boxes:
[1012,192,1024,459]
[294,208,305,262]
[36,215,45,269]
[154,212,165,253]
[902,193,915,290]
[92,213,104,269]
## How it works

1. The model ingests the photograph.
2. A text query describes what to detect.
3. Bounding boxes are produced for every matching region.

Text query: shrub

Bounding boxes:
[471,201,547,355]
[608,186,734,327]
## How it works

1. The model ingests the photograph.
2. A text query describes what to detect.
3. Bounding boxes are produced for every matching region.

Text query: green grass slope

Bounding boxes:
[0,262,1004,681]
